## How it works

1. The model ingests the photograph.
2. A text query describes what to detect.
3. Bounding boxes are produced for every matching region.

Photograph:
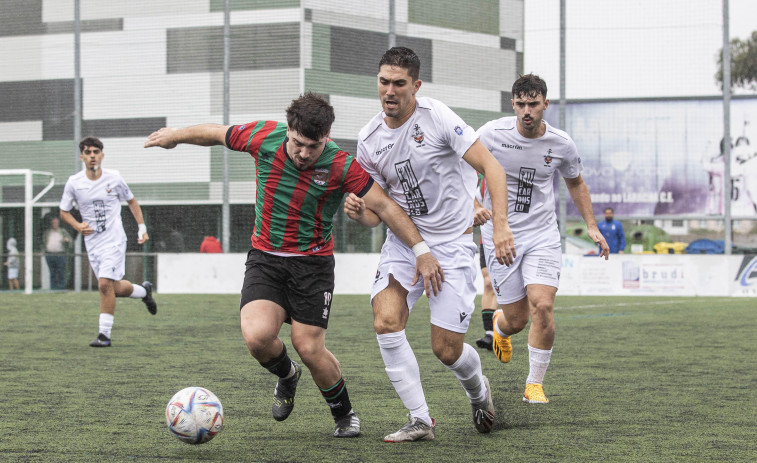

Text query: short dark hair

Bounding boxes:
[79,136,103,152]
[378,47,421,81]
[285,92,335,141]
[604,207,614,213]
[512,74,548,100]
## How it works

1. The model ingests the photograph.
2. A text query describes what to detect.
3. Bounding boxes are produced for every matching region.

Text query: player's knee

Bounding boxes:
[240,327,276,357]
[291,338,323,364]
[373,316,404,334]
[529,299,554,318]
[432,343,461,366]
[97,279,114,296]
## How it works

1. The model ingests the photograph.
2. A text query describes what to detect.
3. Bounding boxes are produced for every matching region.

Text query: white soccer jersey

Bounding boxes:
[477,117,582,244]
[357,97,479,245]
[60,168,134,251]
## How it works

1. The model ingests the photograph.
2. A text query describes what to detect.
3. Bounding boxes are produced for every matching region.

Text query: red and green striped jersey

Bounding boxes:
[226,121,373,256]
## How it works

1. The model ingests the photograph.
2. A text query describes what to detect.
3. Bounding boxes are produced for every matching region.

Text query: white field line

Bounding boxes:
[555,298,715,311]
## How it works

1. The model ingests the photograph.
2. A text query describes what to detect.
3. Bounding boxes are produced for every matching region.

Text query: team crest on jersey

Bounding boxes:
[313,168,329,186]
[412,124,425,145]
[105,183,112,193]
[543,149,553,167]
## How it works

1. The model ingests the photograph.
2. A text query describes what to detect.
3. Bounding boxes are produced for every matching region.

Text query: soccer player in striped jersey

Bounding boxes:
[144,92,443,438]
[344,47,514,441]
[60,137,157,348]
[477,74,609,404]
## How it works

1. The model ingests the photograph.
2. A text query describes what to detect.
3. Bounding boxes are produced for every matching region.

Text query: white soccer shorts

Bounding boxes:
[371,232,478,333]
[87,241,127,281]
[484,239,561,305]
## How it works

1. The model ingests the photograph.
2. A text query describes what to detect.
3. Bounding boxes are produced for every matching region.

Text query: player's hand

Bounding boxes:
[343,193,366,221]
[77,222,94,236]
[411,252,445,297]
[473,205,492,227]
[493,223,516,266]
[587,226,610,260]
[144,128,179,149]
[138,232,149,245]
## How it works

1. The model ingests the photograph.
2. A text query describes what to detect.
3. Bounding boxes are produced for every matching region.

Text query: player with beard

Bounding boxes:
[477,74,609,404]
[344,47,514,441]
[144,92,443,438]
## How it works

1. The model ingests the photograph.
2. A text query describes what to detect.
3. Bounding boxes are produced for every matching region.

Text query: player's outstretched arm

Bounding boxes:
[361,183,445,296]
[565,174,610,260]
[144,124,231,149]
[463,139,515,266]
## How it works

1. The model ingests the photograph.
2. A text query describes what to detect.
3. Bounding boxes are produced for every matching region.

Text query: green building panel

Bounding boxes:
[304,69,376,99]
[210,145,257,182]
[210,0,300,11]
[0,141,79,185]
[311,23,331,71]
[129,183,211,202]
[451,106,510,130]
[409,0,499,36]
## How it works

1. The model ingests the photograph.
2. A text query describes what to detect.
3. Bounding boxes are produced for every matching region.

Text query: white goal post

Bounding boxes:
[0,169,55,294]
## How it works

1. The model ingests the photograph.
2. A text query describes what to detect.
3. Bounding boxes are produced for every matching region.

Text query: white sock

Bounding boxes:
[377,330,431,425]
[99,313,114,338]
[526,344,552,385]
[283,361,296,379]
[494,321,509,337]
[444,343,486,403]
[485,330,493,336]
[129,284,146,299]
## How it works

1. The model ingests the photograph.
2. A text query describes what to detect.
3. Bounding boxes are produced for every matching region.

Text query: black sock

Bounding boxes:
[482,309,494,331]
[260,345,293,379]
[320,377,353,420]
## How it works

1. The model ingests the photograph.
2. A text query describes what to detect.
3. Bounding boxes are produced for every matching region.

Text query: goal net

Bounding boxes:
[0,169,55,294]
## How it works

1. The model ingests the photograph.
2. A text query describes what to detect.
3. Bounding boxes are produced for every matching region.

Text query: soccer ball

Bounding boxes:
[165,387,224,444]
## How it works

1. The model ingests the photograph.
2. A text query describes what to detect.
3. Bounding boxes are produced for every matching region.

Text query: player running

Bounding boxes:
[145,92,443,438]
[477,74,609,404]
[59,136,157,347]
[345,47,514,441]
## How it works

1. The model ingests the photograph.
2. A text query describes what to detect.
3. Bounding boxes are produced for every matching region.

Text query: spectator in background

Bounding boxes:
[4,237,20,291]
[200,235,222,253]
[597,207,626,254]
[44,216,72,289]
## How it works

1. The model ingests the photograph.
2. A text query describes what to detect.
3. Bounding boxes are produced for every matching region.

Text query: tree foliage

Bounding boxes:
[716,30,757,91]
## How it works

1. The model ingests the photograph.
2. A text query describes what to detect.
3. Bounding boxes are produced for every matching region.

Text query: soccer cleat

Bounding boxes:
[89,333,111,347]
[333,410,361,438]
[272,361,301,421]
[142,281,157,315]
[523,383,549,404]
[383,414,436,442]
[475,333,493,351]
[491,310,512,363]
[471,376,495,433]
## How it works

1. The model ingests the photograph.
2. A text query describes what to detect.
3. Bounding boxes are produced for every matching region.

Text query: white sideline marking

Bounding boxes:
[555,298,711,311]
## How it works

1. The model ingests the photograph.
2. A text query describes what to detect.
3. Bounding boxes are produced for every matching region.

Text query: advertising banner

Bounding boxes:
[545,98,757,217]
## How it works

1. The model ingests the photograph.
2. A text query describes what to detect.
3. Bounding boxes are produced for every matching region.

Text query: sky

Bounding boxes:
[523,0,757,99]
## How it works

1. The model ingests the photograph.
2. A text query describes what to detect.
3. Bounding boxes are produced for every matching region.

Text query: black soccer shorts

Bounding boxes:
[239,248,335,329]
